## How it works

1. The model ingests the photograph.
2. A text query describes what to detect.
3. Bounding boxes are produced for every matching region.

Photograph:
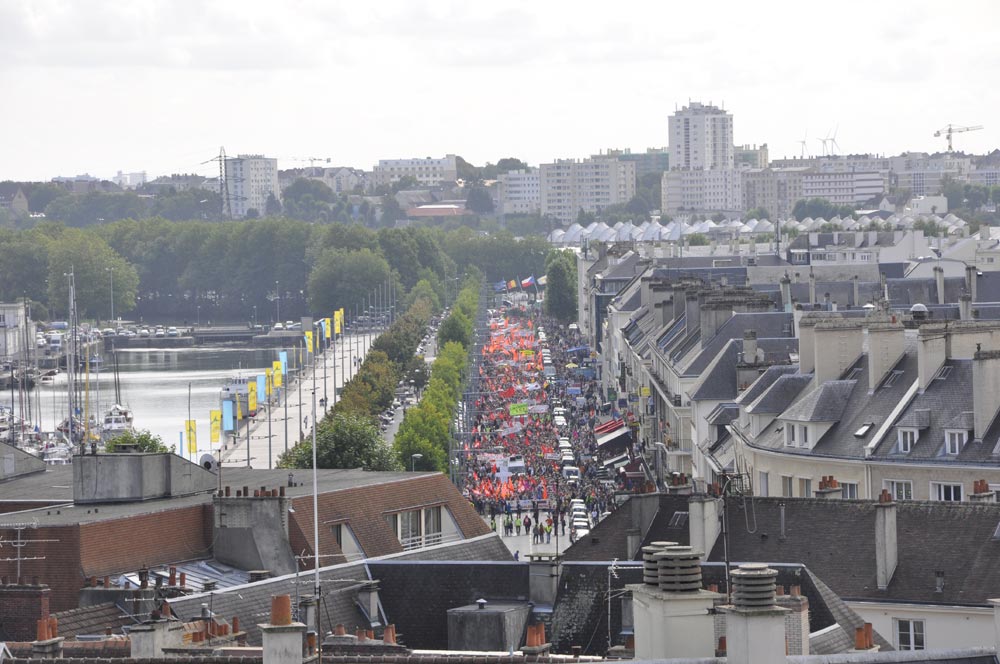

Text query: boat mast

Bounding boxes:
[66,271,76,447]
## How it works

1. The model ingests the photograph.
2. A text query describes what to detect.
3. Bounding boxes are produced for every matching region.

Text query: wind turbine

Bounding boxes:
[828,125,841,156]
[798,131,809,159]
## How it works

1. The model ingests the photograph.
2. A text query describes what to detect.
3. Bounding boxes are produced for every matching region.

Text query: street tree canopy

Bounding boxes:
[278,412,400,471]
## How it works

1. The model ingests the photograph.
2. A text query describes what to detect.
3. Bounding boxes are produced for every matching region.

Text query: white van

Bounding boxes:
[508,454,527,476]
[562,465,581,482]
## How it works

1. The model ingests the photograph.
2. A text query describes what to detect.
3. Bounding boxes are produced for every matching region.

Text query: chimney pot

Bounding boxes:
[279,486,285,497]
[864,623,874,649]
[90,575,97,588]
[224,486,231,497]
[48,616,58,638]
[243,485,249,497]
[356,627,367,641]
[232,616,240,633]
[306,632,317,654]
[253,490,260,497]
[103,575,110,588]
[716,636,727,656]
[168,567,176,586]
[179,572,186,587]
[334,623,346,636]
[854,627,866,650]
[36,618,50,642]
[270,595,292,626]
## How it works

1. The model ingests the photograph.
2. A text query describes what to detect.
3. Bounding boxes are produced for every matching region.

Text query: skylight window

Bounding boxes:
[854,422,874,438]
[882,370,903,389]
[668,511,689,527]
[935,366,953,381]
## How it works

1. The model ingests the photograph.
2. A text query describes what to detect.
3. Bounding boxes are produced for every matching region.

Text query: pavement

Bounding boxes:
[220,331,375,469]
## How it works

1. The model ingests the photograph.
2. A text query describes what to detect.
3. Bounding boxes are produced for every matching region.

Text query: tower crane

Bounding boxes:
[934,124,983,152]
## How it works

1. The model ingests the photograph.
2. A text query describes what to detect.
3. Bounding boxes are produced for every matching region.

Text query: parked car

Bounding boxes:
[166,326,180,337]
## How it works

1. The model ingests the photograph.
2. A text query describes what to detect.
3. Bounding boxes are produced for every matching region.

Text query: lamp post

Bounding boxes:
[275,280,280,323]
[197,304,201,327]
[252,305,257,328]
[411,453,422,472]
[106,266,114,324]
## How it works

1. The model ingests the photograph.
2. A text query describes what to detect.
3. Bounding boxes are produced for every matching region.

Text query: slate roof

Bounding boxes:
[690,338,798,402]
[705,403,739,426]
[875,360,987,461]
[736,365,799,408]
[166,533,511,646]
[781,380,856,422]
[369,560,528,650]
[702,496,1000,607]
[51,602,137,637]
[745,372,811,415]
[681,312,793,377]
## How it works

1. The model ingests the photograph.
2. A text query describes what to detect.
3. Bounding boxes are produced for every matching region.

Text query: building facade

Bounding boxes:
[224,154,279,218]
[497,169,541,215]
[668,102,734,171]
[540,158,636,224]
[661,169,743,215]
[372,155,458,188]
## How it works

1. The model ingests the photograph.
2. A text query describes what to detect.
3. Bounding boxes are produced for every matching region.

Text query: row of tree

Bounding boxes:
[394,279,480,472]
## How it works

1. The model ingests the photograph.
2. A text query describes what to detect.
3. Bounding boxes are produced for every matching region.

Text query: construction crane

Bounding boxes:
[934,124,983,152]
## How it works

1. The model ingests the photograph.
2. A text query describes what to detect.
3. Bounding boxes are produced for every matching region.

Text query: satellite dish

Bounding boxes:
[200,453,219,473]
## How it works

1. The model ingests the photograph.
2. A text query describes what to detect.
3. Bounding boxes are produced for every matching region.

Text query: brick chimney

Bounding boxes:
[722,564,789,664]
[0,580,50,642]
[875,490,898,591]
[814,476,844,499]
[30,616,64,660]
[973,349,1000,440]
[259,595,305,664]
[970,479,995,503]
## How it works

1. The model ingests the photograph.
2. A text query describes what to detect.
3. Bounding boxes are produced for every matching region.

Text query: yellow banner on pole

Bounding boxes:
[265,368,273,396]
[186,419,197,453]
[305,330,314,353]
[210,410,221,443]
[248,381,258,413]
[324,317,332,339]
[335,308,344,334]
[272,361,283,387]
[236,397,243,422]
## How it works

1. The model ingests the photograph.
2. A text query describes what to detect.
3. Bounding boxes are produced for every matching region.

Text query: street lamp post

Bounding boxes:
[197,304,201,327]
[253,305,257,328]
[411,453,422,472]
[275,280,280,323]
[106,267,114,325]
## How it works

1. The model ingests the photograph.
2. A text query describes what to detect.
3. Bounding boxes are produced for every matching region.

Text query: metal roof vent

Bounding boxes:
[656,546,703,592]
[641,541,677,585]
[731,563,778,608]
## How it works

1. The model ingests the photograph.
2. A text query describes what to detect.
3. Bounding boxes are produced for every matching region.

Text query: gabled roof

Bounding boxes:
[737,365,799,407]
[690,338,798,402]
[51,602,136,638]
[781,380,856,422]
[681,312,793,377]
[746,373,813,415]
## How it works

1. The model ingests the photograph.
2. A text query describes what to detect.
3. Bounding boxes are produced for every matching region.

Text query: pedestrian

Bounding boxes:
[490,516,496,532]
[524,515,531,536]
[561,516,566,536]
[545,522,552,543]
[515,516,522,535]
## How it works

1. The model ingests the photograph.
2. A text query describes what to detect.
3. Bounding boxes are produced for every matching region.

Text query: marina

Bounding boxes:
[1,330,375,468]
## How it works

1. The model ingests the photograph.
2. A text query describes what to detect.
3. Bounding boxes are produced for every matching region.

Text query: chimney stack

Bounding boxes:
[853,275,860,307]
[875,490,898,590]
[967,264,978,303]
[934,266,946,305]
[743,330,758,364]
[973,349,1000,440]
[813,319,864,387]
[259,595,306,664]
[867,320,905,392]
[723,564,789,664]
[779,275,792,313]
[808,270,816,305]
[917,325,948,391]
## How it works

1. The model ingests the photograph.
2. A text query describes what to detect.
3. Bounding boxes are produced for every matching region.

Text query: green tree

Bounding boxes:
[495,158,529,173]
[466,186,495,215]
[307,248,392,314]
[745,207,770,220]
[543,250,577,323]
[105,429,170,453]
[265,193,282,216]
[278,412,400,470]
[438,309,471,348]
[686,233,709,246]
[45,227,139,320]
[282,178,335,221]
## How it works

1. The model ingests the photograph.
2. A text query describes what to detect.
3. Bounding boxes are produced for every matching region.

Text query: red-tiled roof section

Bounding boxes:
[289,473,489,565]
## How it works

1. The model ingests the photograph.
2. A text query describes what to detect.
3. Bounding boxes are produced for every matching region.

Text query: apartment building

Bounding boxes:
[372,154,458,188]
[661,168,742,215]
[540,157,636,224]
[497,169,541,215]
[224,154,279,218]
[741,167,808,219]
[668,102,734,170]
[802,170,884,205]
[598,147,670,179]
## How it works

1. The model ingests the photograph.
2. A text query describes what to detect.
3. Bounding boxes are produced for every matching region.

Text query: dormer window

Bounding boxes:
[786,424,797,447]
[898,428,917,454]
[945,430,967,456]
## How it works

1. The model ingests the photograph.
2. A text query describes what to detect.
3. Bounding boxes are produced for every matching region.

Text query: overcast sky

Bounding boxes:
[2,0,998,182]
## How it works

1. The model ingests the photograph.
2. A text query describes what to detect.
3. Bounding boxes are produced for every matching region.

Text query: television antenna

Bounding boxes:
[0,521,57,579]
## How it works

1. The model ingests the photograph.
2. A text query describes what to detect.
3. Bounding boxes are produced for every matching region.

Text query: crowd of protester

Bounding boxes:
[460,304,636,544]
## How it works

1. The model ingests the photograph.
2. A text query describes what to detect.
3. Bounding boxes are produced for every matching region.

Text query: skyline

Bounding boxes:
[1,0,999,181]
